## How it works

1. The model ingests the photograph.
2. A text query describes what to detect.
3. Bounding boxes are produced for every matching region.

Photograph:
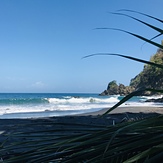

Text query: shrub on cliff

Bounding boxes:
[130,42,163,95]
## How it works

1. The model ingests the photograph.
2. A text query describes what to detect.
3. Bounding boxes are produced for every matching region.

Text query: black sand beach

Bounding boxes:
[0,106,162,161]
[0,106,162,136]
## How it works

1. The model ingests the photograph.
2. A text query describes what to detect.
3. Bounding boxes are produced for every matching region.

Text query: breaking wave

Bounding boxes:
[0,93,162,118]
[47,96,119,104]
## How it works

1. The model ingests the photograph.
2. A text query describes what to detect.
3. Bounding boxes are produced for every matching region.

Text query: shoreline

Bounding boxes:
[80,106,163,116]
[0,106,163,119]
[0,106,162,127]
[0,106,162,153]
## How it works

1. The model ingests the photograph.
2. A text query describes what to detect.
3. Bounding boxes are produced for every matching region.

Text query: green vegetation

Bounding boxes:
[101,41,163,96]
[130,41,163,95]
[0,10,163,162]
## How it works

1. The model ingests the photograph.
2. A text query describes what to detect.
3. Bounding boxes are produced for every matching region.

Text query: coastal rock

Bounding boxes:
[145,97,163,102]
[100,42,163,96]
[99,80,135,96]
[129,43,163,96]
[99,90,109,96]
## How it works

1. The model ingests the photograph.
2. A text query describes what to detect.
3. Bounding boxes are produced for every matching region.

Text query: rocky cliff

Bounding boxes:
[100,41,163,96]
[99,80,135,96]
[130,42,163,95]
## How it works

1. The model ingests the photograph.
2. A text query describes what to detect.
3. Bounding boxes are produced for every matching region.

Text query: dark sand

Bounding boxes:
[81,106,163,115]
[0,106,162,134]
[0,106,162,160]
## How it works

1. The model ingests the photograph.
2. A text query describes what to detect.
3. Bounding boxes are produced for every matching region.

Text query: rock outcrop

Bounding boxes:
[145,97,163,102]
[99,80,135,96]
[129,43,163,96]
[100,41,163,96]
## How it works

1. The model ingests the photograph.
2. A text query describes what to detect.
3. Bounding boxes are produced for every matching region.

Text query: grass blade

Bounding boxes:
[103,88,163,115]
[110,12,163,34]
[103,89,145,114]
[117,9,163,23]
[82,53,163,69]
[95,27,163,49]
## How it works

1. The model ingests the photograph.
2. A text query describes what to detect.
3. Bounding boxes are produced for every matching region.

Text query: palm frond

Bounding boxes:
[110,12,163,34]
[117,9,163,23]
[82,53,163,69]
[104,88,163,115]
[95,27,163,49]
[1,114,163,162]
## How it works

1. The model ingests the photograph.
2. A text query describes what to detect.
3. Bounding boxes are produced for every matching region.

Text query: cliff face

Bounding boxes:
[129,44,163,95]
[100,42,163,96]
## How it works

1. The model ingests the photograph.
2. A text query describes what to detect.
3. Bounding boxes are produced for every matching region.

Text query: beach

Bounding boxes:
[0,106,162,134]
[82,106,163,115]
[1,94,163,137]
[0,106,162,161]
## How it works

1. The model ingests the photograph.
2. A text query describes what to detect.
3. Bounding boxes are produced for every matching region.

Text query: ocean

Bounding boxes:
[0,93,162,119]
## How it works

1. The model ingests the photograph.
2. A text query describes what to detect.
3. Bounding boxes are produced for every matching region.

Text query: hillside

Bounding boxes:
[100,41,163,96]
[130,41,163,95]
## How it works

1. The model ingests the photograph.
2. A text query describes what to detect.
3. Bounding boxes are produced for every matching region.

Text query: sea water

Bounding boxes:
[0,93,162,119]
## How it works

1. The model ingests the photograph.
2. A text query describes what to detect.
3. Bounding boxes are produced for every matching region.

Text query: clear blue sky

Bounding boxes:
[0,0,162,93]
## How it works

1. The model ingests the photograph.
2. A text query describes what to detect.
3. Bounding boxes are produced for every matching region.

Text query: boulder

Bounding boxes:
[145,97,163,102]
[99,80,135,96]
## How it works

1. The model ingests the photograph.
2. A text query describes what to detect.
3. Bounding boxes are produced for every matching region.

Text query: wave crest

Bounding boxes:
[0,98,49,105]
[48,96,119,104]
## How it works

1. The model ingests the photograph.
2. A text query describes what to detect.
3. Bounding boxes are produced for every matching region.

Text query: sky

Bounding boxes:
[0,0,162,93]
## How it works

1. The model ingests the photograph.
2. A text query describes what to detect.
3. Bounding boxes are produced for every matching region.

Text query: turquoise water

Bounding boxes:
[0,93,162,118]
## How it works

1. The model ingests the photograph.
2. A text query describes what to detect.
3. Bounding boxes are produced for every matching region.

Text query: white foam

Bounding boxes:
[0,105,46,115]
[141,95,163,100]
[47,96,119,104]
[0,95,162,117]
